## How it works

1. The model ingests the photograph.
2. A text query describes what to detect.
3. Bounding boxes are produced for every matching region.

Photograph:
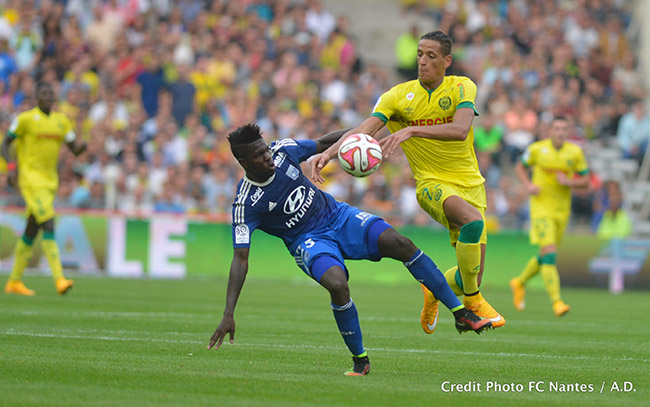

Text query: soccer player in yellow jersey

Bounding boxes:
[310,31,505,330]
[2,82,86,296]
[511,115,589,316]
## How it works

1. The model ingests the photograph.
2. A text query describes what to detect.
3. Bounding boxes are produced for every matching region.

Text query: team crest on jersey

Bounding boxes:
[235,224,250,244]
[286,165,299,180]
[274,152,286,167]
[404,106,414,116]
[406,92,414,100]
[250,187,264,206]
[439,96,452,110]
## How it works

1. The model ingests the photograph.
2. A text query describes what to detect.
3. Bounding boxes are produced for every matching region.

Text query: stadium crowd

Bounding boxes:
[0,0,645,232]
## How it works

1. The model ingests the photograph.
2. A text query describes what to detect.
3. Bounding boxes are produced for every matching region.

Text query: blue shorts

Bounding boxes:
[289,203,390,281]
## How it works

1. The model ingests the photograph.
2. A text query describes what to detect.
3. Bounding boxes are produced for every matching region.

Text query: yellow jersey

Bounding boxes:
[8,107,75,190]
[522,138,589,217]
[372,75,483,187]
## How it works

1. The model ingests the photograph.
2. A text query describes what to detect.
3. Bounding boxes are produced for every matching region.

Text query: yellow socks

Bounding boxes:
[519,255,540,284]
[456,221,483,295]
[456,241,480,294]
[540,264,561,303]
[41,236,64,281]
[443,266,464,296]
[9,237,34,281]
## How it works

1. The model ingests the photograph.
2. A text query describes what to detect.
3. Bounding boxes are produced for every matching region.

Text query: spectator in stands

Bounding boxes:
[395,24,419,81]
[137,51,166,118]
[0,0,641,231]
[617,100,650,163]
[503,95,538,163]
[168,64,195,126]
[154,180,185,214]
[597,180,632,239]
[473,113,504,158]
[0,39,16,89]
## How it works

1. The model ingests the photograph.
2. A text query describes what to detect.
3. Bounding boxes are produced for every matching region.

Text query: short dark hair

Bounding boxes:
[35,81,53,93]
[228,123,263,159]
[552,115,569,123]
[420,31,453,56]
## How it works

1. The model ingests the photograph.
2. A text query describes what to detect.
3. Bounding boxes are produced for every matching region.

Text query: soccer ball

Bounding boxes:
[337,133,383,177]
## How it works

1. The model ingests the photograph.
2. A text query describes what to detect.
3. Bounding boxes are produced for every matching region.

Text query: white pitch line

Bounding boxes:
[1,330,648,363]
[4,326,643,349]
[2,309,642,331]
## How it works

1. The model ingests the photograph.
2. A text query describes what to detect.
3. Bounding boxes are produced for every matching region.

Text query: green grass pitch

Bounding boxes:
[0,275,648,407]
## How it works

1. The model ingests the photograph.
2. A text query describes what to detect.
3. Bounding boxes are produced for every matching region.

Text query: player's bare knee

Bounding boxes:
[377,228,416,260]
[393,234,417,260]
[325,279,350,301]
[320,267,349,296]
[40,218,55,233]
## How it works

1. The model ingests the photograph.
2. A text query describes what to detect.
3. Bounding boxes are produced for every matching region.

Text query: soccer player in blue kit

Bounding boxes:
[207,123,491,376]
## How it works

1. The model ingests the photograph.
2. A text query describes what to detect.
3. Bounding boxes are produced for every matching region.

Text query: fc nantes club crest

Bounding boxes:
[438,96,452,110]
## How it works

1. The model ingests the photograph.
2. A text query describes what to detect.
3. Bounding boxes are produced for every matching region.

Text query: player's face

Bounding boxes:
[417,39,452,86]
[37,86,55,111]
[550,119,569,146]
[242,140,275,181]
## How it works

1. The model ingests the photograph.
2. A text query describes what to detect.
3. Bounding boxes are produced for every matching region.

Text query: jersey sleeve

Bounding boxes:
[371,87,398,124]
[62,114,77,142]
[232,221,256,248]
[521,143,537,167]
[271,139,317,163]
[455,78,479,114]
[232,202,259,249]
[7,113,27,139]
[573,147,589,175]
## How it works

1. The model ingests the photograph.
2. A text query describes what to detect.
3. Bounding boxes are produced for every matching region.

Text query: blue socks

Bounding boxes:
[331,299,365,357]
[405,250,462,310]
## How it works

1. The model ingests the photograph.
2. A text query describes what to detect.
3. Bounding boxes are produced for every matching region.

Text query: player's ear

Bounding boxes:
[237,157,249,169]
[444,54,453,69]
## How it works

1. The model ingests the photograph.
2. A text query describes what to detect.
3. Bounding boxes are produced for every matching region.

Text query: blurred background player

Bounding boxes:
[2,81,86,296]
[310,30,505,332]
[207,123,491,376]
[511,115,589,316]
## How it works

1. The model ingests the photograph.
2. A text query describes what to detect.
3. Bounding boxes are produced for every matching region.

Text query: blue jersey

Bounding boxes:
[231,139,341,249]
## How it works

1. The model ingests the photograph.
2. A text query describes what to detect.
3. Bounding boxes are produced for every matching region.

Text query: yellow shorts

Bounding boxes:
[416,180,488,245]
[21,185,57,224]
[530,215,568,247]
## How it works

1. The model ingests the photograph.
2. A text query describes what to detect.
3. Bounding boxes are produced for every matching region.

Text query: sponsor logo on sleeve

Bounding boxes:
[286,165,299,180]
[273,152,286,167]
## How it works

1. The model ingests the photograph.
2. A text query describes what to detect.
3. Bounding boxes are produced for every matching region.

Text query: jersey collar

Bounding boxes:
[36,106,51,116]
[244,173,275,187]
[418,78,443,97]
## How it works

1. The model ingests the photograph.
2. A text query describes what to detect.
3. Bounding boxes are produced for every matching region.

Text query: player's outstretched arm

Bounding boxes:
[66,138,87,157]
[309,117,385,183]
[379,108,475,156]
[0,134,13,163]
[1,135,17,186]
[208,247,250,350]
[515,160,539,195]
[314,128,352,153]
